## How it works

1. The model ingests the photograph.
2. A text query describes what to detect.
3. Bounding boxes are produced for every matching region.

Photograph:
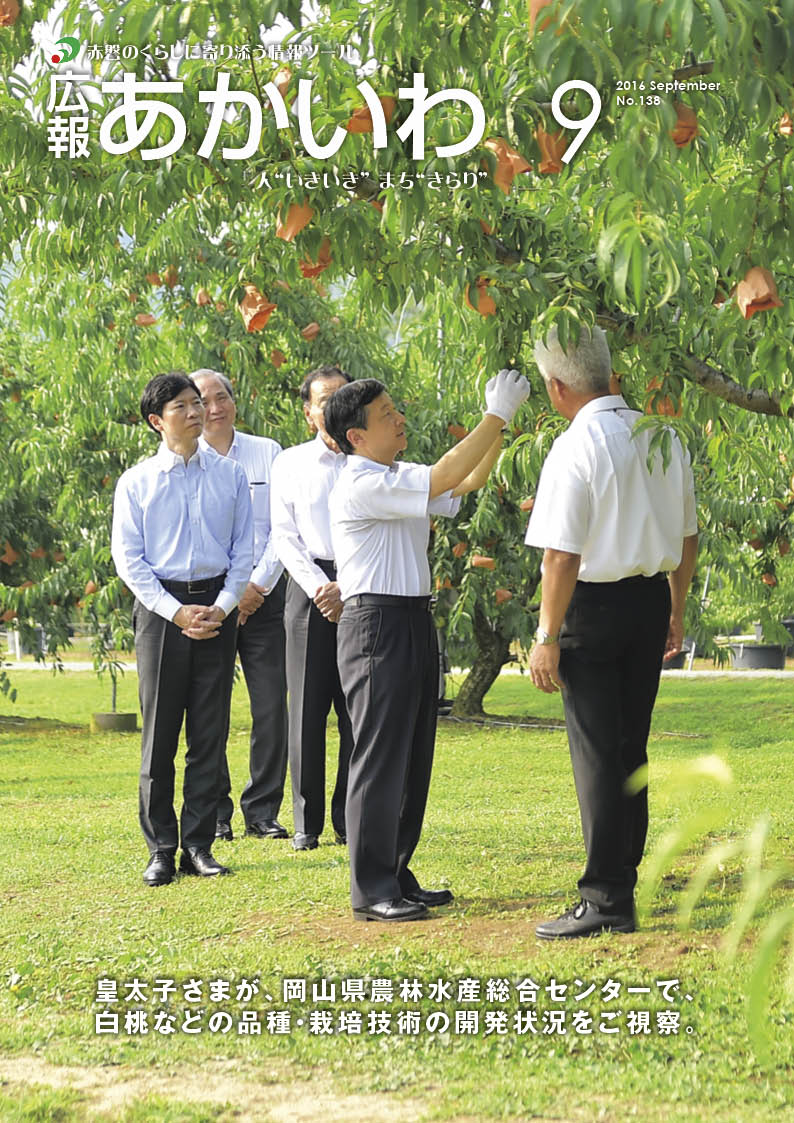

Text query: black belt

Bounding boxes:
[345,594,431,609]
[578,572,666,588]
[160,573,227,595]
[313,558,337,577]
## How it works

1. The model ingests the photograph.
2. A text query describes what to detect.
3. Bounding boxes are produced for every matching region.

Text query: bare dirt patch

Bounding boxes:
[0,1055,424,1122]
[238,901,717,965]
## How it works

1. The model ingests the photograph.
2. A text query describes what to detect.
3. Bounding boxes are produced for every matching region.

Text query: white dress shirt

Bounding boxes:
[200,430,283,591]
[270,433,347,598]
[525,394,697,581]
[329,456,461,600]
[112,442,254,622]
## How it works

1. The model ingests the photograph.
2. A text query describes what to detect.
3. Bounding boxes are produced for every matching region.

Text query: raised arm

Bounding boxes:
[429,369,530,499]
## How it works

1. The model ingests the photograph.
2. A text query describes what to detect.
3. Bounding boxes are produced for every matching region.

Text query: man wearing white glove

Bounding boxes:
[324,370,530,921]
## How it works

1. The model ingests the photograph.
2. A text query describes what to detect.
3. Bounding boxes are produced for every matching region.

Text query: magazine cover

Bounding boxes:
[1,1,793,1119]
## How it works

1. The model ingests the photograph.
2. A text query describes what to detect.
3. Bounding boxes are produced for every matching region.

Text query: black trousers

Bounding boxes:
[558,575,671,911]
[285,565,352,837]
[337,595,438,909]
[134,587,238,855]
[216,574,287,825]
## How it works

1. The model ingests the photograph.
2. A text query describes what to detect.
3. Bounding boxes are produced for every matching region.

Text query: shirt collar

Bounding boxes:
[348,454,392,473]
[198,432,237,459]
[156,442,207,472]
[314,431,345,463]
[570,394,629,427]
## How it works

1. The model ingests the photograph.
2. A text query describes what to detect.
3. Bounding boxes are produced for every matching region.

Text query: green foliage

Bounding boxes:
[640,752,794,1067]
[2,0,794,684]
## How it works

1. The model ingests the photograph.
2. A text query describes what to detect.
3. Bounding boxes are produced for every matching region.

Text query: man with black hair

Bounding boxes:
[192,369,288,845]
[112,372,253,887]
[325,371,530,921]
[270,365,355,851]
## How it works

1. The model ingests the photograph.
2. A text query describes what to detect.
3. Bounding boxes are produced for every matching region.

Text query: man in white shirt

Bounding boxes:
[192,370,288,844]
[525,325,698,939]
[111,372,253,887]
[325,370,530,921]
[270,366,354,851]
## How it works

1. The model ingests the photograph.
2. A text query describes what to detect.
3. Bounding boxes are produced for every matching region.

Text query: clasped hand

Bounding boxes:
[173,603,226,639]
[314,580,343,623]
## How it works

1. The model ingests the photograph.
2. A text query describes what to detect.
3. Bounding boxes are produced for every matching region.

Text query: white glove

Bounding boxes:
[484,368,531,424]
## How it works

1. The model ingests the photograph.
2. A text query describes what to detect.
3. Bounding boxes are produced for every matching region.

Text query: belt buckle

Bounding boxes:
[186,580,208,595]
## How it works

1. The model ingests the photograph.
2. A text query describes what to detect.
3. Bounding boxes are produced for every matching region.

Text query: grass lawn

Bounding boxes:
[1,668,793,1121]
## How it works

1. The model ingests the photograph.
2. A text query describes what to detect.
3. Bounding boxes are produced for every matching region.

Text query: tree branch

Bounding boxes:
[596,310,793,419]
[677,353,794,418]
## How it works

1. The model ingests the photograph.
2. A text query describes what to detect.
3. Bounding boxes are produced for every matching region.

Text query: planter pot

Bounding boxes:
[782,617,794,656]
[90,712,137,733]
[729,643,785,670]
[663,648,690,670]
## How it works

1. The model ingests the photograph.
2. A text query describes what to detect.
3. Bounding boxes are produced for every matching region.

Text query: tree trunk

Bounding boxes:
[450,603,512,717]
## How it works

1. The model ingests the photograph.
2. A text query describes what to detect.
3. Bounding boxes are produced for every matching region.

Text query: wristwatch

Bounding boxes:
[535,626,559,645]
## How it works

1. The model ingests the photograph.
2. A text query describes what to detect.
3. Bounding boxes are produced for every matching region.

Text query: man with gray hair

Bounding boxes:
[525,324,698,939]
[192,368,289,844]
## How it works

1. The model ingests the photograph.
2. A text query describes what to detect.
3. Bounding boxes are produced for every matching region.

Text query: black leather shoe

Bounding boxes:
[353,898,429,922]
[404,886,454,908]
[333,830,347,845]
[143,851,175,887]
[245,818,288,839]
[535,899,635,940]
[215,819,233,841]
[291,832,319,851]
[179,847,230,877]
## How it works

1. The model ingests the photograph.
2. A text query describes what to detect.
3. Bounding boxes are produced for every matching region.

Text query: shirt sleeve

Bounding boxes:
[250,441,285,591]
[270,452,330,599]
[111,472,182,622]
[348,462,432,520]
[525,440,590,555]
[214,463,254,616]
[428,490,462,518]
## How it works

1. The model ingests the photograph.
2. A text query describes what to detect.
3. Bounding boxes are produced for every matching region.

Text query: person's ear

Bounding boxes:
[347,427,363,450]
[148,413,164,432]
[549,377,565,398]
[303,401,317,432]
